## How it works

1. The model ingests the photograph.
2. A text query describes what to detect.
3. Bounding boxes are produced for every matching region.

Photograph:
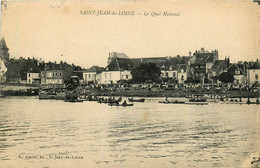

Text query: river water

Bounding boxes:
[0,97,259,168]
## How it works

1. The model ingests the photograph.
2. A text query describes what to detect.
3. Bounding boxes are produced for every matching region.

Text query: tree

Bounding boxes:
[130,63,161,83]
[218,72,234,83]
[184,77,196,84]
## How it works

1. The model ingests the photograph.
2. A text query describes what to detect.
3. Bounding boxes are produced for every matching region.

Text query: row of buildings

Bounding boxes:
[23,49,260,86]
[0,37,259,86]
[82,49,259,85]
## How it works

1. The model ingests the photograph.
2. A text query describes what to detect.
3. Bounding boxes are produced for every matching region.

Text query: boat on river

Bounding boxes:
[108,102,134,106]
[65,99,83,103]
[39,89,66,100]
[159,100,185,104]
[185,101,208,105]
[185,94,208,105]
[128,98,145,102]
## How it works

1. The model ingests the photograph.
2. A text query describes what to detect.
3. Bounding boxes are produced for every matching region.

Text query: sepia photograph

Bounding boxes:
[0,0,260,167]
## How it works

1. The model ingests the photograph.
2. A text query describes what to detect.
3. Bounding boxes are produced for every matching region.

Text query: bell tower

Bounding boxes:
[0,38,10,61]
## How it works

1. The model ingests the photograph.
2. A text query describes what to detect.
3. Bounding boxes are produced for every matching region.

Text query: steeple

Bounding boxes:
[0,38,10,61]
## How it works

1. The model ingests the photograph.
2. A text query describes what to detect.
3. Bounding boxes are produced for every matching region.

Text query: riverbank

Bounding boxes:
[1,83,259,98]
[87,87,259,98]
[0,83,39,96]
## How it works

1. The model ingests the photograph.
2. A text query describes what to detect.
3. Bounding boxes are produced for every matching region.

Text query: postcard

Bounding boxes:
[0,0,260,168]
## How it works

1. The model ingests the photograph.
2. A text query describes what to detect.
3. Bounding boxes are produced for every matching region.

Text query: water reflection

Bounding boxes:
[0,97,259,168]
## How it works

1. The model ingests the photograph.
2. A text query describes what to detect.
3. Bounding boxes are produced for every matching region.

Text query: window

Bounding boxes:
[89,74,91,78]
[28,74,30,77]
[126,75,128,79]
[52,73,55,76]
[56,73,58,76]
[161,73,164,77]
[109,73,112,79]
[60,73,62,77]
[235,69,240,75]
[166,72,168,77]
[173,72,176,77]
[256,75,258,80]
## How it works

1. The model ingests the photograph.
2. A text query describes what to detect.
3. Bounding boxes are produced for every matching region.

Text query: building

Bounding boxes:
[0,58,7,82]
[83,66,103,84]
[189,48,219,83]
[72,71,84,84]
[161,64,178,80]
[107,52,129,65]
[226,63,247,85]
[0,38,10,62]
[247,61,260,85]
[101,57,134,84]
[41,64,64,84]
[208,58,230,83]
[177,64,188,84]
[27,69,41,84]
[132,55,190,83]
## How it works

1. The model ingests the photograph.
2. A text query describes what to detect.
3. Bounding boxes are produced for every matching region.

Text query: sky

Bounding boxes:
[1,1,260,68]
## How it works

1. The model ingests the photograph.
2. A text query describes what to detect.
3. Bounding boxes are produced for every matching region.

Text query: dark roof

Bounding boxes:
[178,64,187,73]
[248,61,260,69]
[85,66,104,73]
[131,56,190,70]
[194,53,215,64]
[212,60,227,70]
[45,63,63,70]
[28,69,41,73]
[227,63,246,75]
[72,71,83,79]
[105,58,135,71]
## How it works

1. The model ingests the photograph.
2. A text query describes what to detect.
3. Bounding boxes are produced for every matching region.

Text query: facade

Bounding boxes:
[101,57,134,84]
[96,72,102,84]
[247,61,260,85]
[83,66,103,84]
[189,48,219,83]
[248,69,260,85]
[208,58,229,83]
[27,69,41,84]
[177,64,188,84]
[41,64,64,84]
[226,63,247,85]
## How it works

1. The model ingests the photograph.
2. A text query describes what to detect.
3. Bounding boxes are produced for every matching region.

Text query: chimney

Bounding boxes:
[189,51,191,57]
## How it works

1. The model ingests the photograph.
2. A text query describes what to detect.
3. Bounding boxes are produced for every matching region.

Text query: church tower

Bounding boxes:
[0,38,10,61]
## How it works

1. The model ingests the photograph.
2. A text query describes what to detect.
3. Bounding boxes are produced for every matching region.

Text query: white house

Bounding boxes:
[41,64,64,85]
[248,69,260,85]
[177,64,188,84]
[100,57,134,84]
[161,65,178,79]
[27,69,41,84]
[83,66,103,84]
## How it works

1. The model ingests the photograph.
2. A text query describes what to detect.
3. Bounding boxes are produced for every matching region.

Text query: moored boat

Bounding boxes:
[185,101,208,105]
[108,103,134,106]
[159,100,185,104]
[128,98,145,102]
[65,99,83,103]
